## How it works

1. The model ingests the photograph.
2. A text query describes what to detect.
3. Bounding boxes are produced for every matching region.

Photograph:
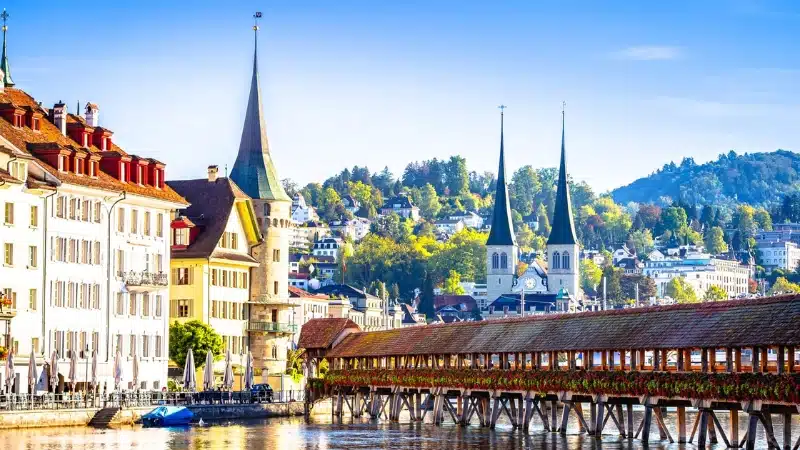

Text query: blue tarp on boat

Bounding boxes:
[141,406,194,427]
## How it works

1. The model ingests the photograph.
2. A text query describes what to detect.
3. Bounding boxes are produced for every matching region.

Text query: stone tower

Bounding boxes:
[486,107,518,308]
[546,109,580,299]
[229,24,294,382]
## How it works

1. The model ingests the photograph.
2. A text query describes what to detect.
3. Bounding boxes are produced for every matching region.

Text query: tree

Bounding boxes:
[442,270,466,295]
[510,166,541,217]
[601,266,623,305]
[418,183,442,219]
[580,259,603,295]
[703,285,728,301]
[661,207,688,234]
[418,273,436,319]
[621,274,656,302]
[281,178,298,198]
[704,226,729,255]
[445,156,470,196]
[515,223,535,251]
[665,277,698,303]
[754,208,772,231]
[169,320,223,369]
[628,229,654,255]
[285,349,305,383]
[769,277,800,295]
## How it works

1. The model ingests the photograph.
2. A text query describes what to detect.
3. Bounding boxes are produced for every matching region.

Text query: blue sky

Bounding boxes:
[6,0,800,192]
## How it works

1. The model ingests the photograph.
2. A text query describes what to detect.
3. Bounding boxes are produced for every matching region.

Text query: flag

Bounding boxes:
[255,12,262,18]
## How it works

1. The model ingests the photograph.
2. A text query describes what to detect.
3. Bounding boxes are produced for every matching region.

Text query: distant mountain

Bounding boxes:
[611,150,800,208]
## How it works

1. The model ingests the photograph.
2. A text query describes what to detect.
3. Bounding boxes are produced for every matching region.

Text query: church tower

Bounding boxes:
[547,108,580,299]
[230,17,294,384]
[486,106,518,307]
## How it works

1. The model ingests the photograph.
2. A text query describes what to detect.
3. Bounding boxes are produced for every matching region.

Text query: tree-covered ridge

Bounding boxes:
[612,150,800,208]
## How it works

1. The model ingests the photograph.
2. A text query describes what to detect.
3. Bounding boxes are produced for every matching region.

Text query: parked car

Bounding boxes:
[250,384,274,403]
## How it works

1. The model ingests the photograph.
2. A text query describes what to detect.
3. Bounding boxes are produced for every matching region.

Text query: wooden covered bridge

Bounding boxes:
[300,295,800,449]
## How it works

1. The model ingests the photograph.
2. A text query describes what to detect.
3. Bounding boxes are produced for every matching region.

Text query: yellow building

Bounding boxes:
[166,167,261,368]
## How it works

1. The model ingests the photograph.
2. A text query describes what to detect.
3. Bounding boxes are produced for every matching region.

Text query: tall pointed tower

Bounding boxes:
[547,107,579,299]
[486,106,518,307]
[230,16,295,385]
[1,9,15,87]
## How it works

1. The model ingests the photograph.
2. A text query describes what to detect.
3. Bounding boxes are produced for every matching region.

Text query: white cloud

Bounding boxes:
[612,46,682,61]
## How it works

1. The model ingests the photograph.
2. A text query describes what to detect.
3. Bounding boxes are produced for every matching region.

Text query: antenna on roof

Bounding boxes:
[76,101,80,117]
[225,164,228,177]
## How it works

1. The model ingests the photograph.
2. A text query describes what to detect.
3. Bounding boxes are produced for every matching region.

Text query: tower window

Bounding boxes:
[552,252,561,270]
[491,252,499,269]
[562,251,570,270]
[500,252,508,269]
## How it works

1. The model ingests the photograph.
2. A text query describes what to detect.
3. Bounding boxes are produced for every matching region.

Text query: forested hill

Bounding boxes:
[611,150,800,208]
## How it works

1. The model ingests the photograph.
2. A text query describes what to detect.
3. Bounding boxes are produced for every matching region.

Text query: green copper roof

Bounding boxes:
[229,30,290,202]
[486,110,516,246]
[547,111,577,245]
[1,15,15,87]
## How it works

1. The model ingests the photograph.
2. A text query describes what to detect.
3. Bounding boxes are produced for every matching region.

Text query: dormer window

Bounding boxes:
[173,228,189,246]
[58,155,66,172]
[119,162,127,183]
[137,166,144,185]
[89,161,97,178]
[82,133,89,148]
[153,169,160,189]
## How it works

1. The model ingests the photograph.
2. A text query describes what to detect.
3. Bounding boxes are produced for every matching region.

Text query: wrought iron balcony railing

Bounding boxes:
[246,321,298,334]
[118,271,169,287]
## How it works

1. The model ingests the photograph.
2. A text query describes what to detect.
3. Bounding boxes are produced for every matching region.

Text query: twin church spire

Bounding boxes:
[487,105,577,248]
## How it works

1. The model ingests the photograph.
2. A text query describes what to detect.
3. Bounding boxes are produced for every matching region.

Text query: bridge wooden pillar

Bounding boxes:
[787,346,795,373]
[777,346,785,374]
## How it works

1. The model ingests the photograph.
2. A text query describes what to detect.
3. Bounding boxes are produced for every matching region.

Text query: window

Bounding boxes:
[29,288,37,310]
[4,243,13,266]
[174,267,192,285]
[93,242,101,265]
[58,155,65,172]
[129,293,137,316]
[120,163,127,183]
[211,269,218,286]
[116,293,124,315]
[155,295,162,317]
[155,336,162,357]
[273,249,280,262]
[173,228,189,246]
[81,200,91,221]
[156,213,164,237]
[92,332,99,353]
[116,249,125,274]
[562,251,570,270]
[115,334,123,356]
[55,196,65,218]
[30,205,38,228]
[142,335,149,357]
[173,299,190,318]
[144,211,151,236]
[3,202,13,225]
[129,335,136,357]
[231,233,238,250]
[263,203,270,216]
[117,208,125,232]
[142,293,150,317]
[93,202,101,223]
[156,254,163,272]
[1,288,15,309]
[28,245,37,268]
[81,241,89,264]
[491,252,499,269]
[552,252,561,270]
[131,209,139,234]
[69,198,77,220]
[500,252,508,269]
[92,284,100,309]
[274,281,279,295]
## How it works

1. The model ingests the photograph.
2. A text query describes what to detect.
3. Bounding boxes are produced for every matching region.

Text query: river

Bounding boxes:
[0,409,795,449]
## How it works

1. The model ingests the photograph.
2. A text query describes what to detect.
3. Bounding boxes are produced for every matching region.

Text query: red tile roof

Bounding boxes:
[288,286,328,299]
[0,88,186,205]
[298,318,360,350]
[326,295,800,358]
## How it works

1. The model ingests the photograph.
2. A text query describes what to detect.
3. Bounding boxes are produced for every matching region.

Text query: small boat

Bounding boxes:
[141,406,194,427]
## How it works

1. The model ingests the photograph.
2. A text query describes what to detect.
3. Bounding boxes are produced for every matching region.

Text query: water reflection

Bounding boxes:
[0,409,791,449]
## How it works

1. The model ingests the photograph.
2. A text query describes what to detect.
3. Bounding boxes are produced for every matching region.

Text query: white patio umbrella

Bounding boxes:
[49,351,58,393]
[90,350,98,393]
[68,349,77,392]
[27,352,37,395]
[4,349,14,394]
[222,350,234,391]
[131,349,140,391]
[113,350,123,391]
[244,351,254,390]
[183,348,196,391]
[202,350,214,391]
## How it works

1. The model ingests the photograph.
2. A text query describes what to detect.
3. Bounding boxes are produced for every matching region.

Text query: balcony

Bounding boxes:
[250,295,302,307]
[246,321,298,334]
[118,271,168,291]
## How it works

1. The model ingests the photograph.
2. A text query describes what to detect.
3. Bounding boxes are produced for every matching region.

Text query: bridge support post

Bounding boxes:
[482,397,491,428]
[589,400,597,435]
[415,392,422,421]
[729,409,739,446]
[551,400,559,432]
[677,406,687,443]
[782,413,791,450]
[616,404,626,437]
[522,393,533,433]
[490,395,502,429]
[641,405,653,444]
[626,404,634,439]
[353,391,362,418]
[594,395,607,437]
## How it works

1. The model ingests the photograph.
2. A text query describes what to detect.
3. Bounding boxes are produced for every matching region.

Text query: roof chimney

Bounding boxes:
[85,102,99,127]
[52,101,67,135]
[207,165,219,182]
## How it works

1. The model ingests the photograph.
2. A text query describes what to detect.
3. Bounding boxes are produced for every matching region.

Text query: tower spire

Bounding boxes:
[486,105,516,246]
[1,9,15,87]
[229,12,290,202]
[547,102,577,245]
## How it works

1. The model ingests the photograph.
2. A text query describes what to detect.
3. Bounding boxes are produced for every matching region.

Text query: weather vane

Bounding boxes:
[562,101,566,114]
[253,11,262,31]
[498,104,507,114]
[1,9,8,32]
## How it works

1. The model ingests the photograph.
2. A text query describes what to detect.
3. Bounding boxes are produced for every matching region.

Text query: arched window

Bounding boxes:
[552,252,561,270]
[263,203,271,217]
[271,345,278,360]
[562,251,570,270]
[500,252,508,269]
[491,252,499,269]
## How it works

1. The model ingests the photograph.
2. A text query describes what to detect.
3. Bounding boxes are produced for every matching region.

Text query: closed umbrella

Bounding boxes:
[4,349,14,394]
[222,350,234,391]
[113,350,123,391]
[27,352,37,395]
[202,350,214,391]
[182,348,196,391]
[49,351,58,393]
[68,348,77,392]
[131,348,140,391]
[244,351,254,390]
[90,350,98,393]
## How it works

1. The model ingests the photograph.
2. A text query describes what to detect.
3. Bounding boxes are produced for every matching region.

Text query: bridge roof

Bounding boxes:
[324,295,800,358]
[299,318,360,350]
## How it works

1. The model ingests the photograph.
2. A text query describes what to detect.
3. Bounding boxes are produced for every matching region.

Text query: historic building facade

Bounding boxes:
[229,26,296,386]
